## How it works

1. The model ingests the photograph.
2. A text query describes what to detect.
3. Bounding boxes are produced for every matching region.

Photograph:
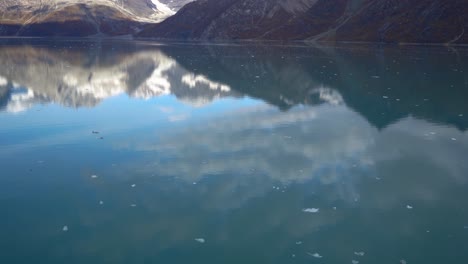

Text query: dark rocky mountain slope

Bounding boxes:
[138,0,468,44]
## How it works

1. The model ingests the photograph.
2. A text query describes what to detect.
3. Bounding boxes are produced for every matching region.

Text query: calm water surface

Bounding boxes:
[0,39,468,264]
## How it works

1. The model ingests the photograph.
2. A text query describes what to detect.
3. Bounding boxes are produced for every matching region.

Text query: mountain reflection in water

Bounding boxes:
[0,39,467,264]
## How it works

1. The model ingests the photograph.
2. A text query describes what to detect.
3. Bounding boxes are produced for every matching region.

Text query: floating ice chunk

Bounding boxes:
[382,96,389,99]
[193,182,197,185]
[195,238,205,243]
[406,205,413,209]
[333,207,337,210]
[400,260,407,264]
[99,201,104,205]
[354,252,365,256]
[429,132,436,135]
[303,208,319,213]
[451,138,457,141]
[459,114,464,117]
[296,241,303,245]
[62,225,68,232]
[352,260,359,264]
[307,252,323,258]
[292,254,296,258]
[130,204,137,207]
[91,175,98,179]
[131,184,136,188]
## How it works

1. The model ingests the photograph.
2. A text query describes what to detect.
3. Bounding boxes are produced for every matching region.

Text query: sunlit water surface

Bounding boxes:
[0,39,468,264]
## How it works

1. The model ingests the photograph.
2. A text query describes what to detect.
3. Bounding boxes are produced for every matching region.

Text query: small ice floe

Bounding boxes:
[303,208,319,213]
[429,132,436,135]
[193,182,197,185]
[352,260,359,264]
[195,238,205,243]
[99,201,104,205]
[130,204,137,207]
[426,230,430,233]
[296,241,303,245]
[406,205,413,209]
[131,184,136,188]
[292,254,296,258]
[62,225,68,232]
[451,138,457,141]
[371,75,380,79]
[459,114,464,117]
[307,252,323,258]
[396,98,401,101]
[375,177,382,180]
[91,175,98,179]
[333,207,337,210]
[354,252,365,256]
[400,260,407,264]
[382,96,389,99]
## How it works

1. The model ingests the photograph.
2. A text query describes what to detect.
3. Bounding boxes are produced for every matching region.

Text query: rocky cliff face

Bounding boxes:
[0,0,180,37]
[138,0,468,44]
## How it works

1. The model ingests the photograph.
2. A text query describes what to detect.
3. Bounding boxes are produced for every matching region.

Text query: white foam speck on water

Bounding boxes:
[303,208,319,213]
[429,132,436,135]
[352,260,359,264]
[400,260,407,264]
[193,182,197,185]
[382,96,389,99]
[99,201,104,205]
[130,204,137,207]
[333,207,337,210]
[131,184,136,188]
[195,238,205,243]
[406,205,413,209]
[451,138,457,141]
[62,225,68,232]
[354,252,365,256]
[307,252,323,258]
[296,241,302,245]
[91,175,98,178]
[292,254,296,258]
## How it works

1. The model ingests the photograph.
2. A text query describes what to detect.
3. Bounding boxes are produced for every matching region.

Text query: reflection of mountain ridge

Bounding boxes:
[160,43,468,130]
[0,39,238,112]
[1,40,467,131]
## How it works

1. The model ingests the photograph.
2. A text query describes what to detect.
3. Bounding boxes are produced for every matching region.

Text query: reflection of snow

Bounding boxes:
[310,86,344,105]
[0,75,7,86]
[182,74,231,92]
[6,88,35,113]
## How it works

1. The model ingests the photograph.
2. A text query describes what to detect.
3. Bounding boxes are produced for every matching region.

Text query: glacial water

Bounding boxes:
[0,39,467,264]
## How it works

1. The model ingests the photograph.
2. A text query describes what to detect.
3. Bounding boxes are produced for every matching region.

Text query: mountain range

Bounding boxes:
[0,0,467,44]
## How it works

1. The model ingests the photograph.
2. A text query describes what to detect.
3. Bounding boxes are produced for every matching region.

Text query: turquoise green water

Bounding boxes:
[0,39,467,264]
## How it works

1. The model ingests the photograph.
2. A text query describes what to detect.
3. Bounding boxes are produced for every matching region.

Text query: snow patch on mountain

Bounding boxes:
[151,0,175,15]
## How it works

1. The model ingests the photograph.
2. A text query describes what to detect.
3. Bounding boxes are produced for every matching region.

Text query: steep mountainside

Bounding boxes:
[138,0,468,44]
[0,0,178,36]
